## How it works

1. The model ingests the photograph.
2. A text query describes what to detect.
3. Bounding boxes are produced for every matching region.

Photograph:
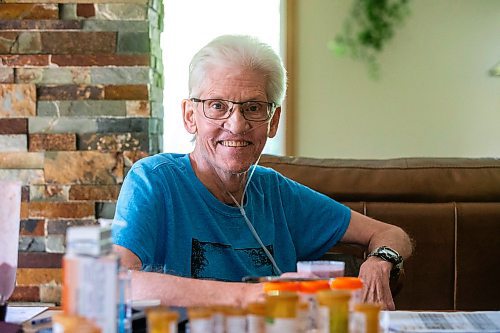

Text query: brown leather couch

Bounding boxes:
[260,155,500,311]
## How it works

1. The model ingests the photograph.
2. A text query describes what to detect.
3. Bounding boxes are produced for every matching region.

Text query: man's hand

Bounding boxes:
[358,256,395,310]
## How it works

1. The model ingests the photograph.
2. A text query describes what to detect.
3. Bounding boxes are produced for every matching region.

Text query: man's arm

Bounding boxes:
[114,245,264,308]
[340,210,413,310]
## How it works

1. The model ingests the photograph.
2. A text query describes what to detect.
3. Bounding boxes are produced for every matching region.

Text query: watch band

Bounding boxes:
[367,246,403,266]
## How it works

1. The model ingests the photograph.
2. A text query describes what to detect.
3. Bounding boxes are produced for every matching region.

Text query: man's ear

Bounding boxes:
[182,99,197,134]
[267,106,281,138]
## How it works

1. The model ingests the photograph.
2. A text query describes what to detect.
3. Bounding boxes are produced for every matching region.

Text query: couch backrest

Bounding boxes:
[260,155,500,311]
[260,156,500,202]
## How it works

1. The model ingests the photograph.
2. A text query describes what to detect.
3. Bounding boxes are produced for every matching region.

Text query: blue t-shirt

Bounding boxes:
[112,153,350,281]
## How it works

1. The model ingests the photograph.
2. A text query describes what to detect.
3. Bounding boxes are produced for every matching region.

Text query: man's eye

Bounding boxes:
[244,103,262,112]
[208,101,226,111]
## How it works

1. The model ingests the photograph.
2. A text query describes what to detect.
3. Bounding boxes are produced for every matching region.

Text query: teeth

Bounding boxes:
[220,140,249,147]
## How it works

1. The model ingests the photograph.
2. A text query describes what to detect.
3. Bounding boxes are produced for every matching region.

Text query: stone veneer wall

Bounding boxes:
[0,1,163,304]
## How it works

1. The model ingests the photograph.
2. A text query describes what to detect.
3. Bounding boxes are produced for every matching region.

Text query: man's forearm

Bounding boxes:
[367,225,413,259]
[130,270,263,308]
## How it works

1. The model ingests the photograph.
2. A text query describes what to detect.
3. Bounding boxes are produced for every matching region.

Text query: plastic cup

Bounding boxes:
[297,260,345,278]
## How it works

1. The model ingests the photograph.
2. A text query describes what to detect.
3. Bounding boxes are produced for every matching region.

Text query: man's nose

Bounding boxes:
[224,105,250,134]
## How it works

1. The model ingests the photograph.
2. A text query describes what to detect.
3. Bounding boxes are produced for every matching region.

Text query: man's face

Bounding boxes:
[183,66,281,174]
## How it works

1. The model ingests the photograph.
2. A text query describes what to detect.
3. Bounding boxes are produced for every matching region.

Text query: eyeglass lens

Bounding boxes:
[203,99,271,121]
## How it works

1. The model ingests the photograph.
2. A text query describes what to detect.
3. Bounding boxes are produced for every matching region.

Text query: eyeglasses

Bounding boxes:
[190,98,275,122]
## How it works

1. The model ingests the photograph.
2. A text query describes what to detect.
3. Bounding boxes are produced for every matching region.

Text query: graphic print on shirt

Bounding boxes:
[191,238,275,281]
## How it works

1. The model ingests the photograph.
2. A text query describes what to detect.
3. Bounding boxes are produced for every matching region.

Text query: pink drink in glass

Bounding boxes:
[297,260,345,278]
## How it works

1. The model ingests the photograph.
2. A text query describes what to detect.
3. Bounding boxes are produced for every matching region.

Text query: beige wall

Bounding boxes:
[293,0,500,158]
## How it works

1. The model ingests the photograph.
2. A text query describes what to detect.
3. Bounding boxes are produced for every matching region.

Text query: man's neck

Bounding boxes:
[189,153,248,205]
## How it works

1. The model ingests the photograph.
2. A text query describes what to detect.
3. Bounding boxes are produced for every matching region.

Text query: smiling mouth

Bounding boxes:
[219,140,250,147]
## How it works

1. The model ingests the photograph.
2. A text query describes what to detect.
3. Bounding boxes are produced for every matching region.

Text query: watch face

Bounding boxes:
[371,246,403,265]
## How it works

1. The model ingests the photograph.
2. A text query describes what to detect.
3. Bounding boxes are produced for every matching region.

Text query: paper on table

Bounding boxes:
[383,311,500,333]
[5,306,48,324]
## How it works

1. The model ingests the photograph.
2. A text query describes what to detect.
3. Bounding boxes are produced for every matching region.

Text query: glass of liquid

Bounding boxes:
[0,181,21,321]
[297,260,345,278]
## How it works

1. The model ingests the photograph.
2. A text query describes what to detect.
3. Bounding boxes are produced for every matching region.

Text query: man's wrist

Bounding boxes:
[367,246,404,277]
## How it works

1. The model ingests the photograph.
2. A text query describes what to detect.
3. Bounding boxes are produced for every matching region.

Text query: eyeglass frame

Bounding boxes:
[190,98,276,122]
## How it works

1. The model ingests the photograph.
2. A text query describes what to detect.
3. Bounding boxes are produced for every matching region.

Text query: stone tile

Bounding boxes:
[0,134,27,152]
[0,55,49,67]
[29,133,77,152]
[22,185,29,202]
[0,31,17,53]
[18,252,63,268]
[69,185,121,201]
[0,84,36,117]
[78,132,148,152]
[0,169,45,185]
[0,118,28,134]
[149,118,162,135]
[96,117,149,133]
[149,134,161,154]
[0,4,58,20]
[95,4,147,20]
[16,31,43,54]
[123,150,148,167]
[117,32,150,54]
[82,19,148,32]
[30,185,70,202]
[76,4,95,17]
[44,151,124,185]
[151,101,163,118]
[46,219,97,235]
[19,236,46,252]
[96,202,117,219]
[150,86,163,103]
[40,282,61,304]
[28,202,95,219]
[21,202,28,219]
[16,68,91,85]
[0,67,14,83]
[90,67,150,84]
[38,85,104,101]
[126,100,150,117]
[0,152,44,169]
[29,117,98,135]
[16,268,62,285]
[20,219,44,237]
[10,286,40,302]
[40,31,116,55]
[46,235,65,253]
[37,101,126,117]
[59,3,77,19]
[51,54,149,67]
[0,19,81,30]
[104,84,148,100]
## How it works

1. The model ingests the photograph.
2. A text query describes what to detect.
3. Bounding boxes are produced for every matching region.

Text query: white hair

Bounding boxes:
[188,35,287,106]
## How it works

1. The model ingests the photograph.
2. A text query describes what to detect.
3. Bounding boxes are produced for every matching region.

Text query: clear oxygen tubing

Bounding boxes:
[226,153,283,275]
[198,106,283,275]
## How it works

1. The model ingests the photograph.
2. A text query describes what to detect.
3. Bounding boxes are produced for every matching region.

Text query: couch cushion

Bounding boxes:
[260,155,500,203]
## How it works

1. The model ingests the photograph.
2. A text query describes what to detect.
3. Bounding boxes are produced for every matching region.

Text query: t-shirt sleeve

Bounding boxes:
[112,163,165,267]
[278,175,351,260]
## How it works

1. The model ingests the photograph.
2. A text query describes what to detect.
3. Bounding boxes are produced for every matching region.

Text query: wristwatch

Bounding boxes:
[367,246,403,276]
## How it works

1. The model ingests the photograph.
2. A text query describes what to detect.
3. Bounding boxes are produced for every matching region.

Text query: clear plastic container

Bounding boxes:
[224,307,246,333]
[330,277,363,311]
[146,306,178,333]
[316,289,351,333]
[351,303,381,333]
[265,291,299,333]
[246,302,265,333]
[298,280,331,332]
[188,307,213,333]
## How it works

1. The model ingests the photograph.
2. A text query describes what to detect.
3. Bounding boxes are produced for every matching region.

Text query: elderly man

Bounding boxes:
[112,35,412,310]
